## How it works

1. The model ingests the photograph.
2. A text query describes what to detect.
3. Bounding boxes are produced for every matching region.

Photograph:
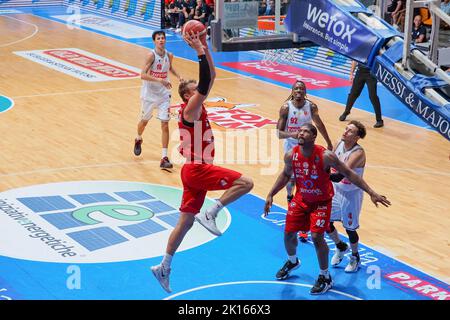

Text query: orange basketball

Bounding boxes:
[182,20,207,45]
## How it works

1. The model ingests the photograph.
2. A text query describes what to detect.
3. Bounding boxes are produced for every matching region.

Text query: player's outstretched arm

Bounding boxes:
[324,151,391,208]
[183,31,211,122]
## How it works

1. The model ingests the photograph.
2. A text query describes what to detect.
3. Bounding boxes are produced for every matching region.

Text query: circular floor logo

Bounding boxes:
[0,95,14,113]
[0,181,231,263]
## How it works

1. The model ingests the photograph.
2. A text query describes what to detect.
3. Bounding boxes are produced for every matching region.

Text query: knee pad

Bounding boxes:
[346,229,359,244]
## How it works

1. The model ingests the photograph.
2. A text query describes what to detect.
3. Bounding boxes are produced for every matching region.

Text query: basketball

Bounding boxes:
[182,20,207,45]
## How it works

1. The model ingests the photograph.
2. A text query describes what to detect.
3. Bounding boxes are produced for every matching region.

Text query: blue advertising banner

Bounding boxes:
[285,0,379,64]
[373,59,450,141]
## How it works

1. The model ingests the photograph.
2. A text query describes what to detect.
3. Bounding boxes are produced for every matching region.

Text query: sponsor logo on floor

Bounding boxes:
[14,48,140,81]
[222,61,351,89]
[170,97,276,130]
[0,181,230,263]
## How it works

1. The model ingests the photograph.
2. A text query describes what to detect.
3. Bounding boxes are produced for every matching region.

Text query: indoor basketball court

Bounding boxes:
[0,0,449,301]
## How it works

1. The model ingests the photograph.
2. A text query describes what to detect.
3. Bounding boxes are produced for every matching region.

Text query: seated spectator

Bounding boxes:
[177,0,196,31]
[263,0,275,16]
[168,0,183,29]
[281,0,289,16]
[411,15,427,44]
[390,0,405,30]
[193,0,209,25]
[259,0,267,16]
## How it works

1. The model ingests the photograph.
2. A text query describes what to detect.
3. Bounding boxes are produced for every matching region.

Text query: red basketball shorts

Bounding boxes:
[180,163,242,214]
[285,194,332,234]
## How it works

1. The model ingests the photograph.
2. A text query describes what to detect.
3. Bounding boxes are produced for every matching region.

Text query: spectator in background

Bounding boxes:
[281,0,289,15]
[264,0,275,16]
[390,0,405,30]
[259,0,267,16]
[177,0,196,32]
[193,0,209,25]
[168,0,183,30]
[411,15,427,44]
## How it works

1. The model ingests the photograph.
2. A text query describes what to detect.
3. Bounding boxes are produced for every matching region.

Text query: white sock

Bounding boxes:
[206,200,224,219]
[137,135,142,141]
[319,269,330,278]
[162,148,168,158]
[161,253,173,269]
[288,255,297,264]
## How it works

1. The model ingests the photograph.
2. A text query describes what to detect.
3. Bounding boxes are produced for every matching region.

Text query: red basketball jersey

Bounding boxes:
[292,144,334,202]
[178,103,215,164]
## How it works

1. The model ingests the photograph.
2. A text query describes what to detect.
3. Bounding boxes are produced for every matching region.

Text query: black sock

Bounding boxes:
[352,252,360,260]
[336,241,347,251]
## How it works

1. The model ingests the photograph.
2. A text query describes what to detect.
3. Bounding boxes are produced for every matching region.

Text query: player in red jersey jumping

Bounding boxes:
[151,31,253,293]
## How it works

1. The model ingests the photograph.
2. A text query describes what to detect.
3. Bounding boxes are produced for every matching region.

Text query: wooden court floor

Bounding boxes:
[0,14,449,283]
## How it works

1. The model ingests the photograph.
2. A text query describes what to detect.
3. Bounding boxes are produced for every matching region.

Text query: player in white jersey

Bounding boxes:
[276,80,333,242]
[134,31,182,169]
[327,120,367,272]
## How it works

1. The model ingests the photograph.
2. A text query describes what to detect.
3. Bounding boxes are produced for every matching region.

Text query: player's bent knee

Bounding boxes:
[234,176,253,192]
[242,176,254,192]
[346,229,359,244]
[310,232,325,243]
[327,221,335,233]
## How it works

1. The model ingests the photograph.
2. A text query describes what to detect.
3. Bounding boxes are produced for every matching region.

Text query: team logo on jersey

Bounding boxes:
[0,181,231,263]
[170,97,276,130]
[303,180,314,189]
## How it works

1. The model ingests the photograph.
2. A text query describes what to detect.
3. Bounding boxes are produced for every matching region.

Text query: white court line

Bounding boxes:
[0,16,39,47]
[163,280,362,300]
[11,85,141,99]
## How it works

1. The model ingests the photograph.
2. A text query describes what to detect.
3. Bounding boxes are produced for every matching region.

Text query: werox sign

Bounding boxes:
[0,181,230,263]
[285,0,379,64]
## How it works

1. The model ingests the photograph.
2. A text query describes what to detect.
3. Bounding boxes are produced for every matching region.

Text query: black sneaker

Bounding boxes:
[339,112,349,121]
[310,275,333,295]
[276,259,300,280]
[373,120,384,128]
[287,194,293,203]
[160,157,173,169]
[134,139,142,156]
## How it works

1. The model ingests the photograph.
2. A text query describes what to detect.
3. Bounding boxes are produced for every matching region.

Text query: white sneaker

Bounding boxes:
[344,255,361,273]
[195,211,222,236]
[151,264,172,293]
[331,243,349,267]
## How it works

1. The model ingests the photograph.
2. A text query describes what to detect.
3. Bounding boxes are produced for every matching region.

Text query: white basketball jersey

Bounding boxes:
[284,100,313,152]
[141,49,171,100]
[333,140,365,192]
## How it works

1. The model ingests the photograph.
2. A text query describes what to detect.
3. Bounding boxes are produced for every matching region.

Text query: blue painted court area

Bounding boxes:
[4,5,434,130]
[0,192,448,300]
